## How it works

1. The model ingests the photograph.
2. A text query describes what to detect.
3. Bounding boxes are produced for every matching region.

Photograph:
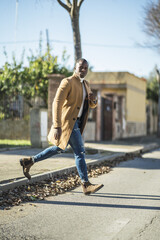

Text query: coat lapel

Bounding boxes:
[83,80,91,97]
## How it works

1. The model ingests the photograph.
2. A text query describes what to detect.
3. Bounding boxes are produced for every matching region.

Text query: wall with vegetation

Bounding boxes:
[0,119,30,140]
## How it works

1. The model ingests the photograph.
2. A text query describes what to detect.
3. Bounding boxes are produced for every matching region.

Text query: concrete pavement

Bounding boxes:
[0,135,159,191]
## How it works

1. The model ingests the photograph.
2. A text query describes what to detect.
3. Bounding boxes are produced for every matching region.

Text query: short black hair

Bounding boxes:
[76,58,88,65]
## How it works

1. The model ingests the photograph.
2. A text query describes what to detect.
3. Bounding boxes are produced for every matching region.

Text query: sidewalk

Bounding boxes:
[86,134,160,152]
[0,135,159,190]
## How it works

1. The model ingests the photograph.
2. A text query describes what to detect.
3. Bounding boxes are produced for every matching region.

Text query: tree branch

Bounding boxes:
[57,0,70,12]
[65,0,72,8]
[78,0,85,9]
[70,0,77,17]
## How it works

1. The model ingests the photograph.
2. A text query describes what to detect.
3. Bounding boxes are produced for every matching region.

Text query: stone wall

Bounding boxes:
[123,122,146,138]
[48,74,65,131]
[0,119,30,140]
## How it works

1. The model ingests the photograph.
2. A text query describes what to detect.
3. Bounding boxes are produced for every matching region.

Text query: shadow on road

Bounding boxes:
[37,198,160,211]
[72,191,160,201]
[34,190,160,211]
[117,156,160,170]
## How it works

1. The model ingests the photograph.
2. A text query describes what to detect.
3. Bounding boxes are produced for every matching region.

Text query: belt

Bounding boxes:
[77,117,80,120]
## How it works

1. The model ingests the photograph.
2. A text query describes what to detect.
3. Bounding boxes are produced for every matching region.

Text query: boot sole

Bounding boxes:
[92,184,104,194]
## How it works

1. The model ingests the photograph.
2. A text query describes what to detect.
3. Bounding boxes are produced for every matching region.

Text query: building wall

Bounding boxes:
[87,72,127,84]
[126,73,146,92]
[126,87,146,122]
[0,119,30,140]
[124,73,146,137]
[123,122,146,137]
[101,88,126,97]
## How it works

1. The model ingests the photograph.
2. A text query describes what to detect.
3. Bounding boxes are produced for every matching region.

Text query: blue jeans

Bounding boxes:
[33,119,88,182]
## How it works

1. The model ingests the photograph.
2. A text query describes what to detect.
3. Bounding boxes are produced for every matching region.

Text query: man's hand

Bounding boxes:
[88,92,96,102]
[53,127,62,140]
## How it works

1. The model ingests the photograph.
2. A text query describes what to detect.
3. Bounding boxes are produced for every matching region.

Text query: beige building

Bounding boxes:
[84,71,147,141]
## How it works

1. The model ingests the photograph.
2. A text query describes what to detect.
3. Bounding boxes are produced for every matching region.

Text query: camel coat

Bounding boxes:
[48,73,97,150]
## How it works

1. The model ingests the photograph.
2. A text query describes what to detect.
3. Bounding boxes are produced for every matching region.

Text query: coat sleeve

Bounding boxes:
[53,78,71,128]
[85,81,97,109]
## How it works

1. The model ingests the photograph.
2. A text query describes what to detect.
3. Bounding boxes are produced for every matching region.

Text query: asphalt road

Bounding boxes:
[1,148,160,240]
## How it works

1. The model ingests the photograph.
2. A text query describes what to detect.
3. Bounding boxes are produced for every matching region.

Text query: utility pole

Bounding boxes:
[46,29,50,61]
[156,69,160,137]
[46,29,50,53]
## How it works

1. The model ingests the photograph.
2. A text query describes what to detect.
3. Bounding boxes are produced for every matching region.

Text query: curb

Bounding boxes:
[0,143,159,192]
[0,146,31,152]
[140,143,159,153]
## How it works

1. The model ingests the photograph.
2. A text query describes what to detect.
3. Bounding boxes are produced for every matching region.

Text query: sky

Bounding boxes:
[0,0,159,78]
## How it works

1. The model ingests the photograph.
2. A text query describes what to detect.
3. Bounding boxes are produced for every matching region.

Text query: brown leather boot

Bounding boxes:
[81,181,104,195]
[20,157,34,180]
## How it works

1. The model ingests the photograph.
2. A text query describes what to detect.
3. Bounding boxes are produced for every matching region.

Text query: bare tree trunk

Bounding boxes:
[57,0,84,64]
[70,13,82,62]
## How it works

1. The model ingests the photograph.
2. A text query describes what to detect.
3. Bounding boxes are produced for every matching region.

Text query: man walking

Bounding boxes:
[20,58,103,195]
